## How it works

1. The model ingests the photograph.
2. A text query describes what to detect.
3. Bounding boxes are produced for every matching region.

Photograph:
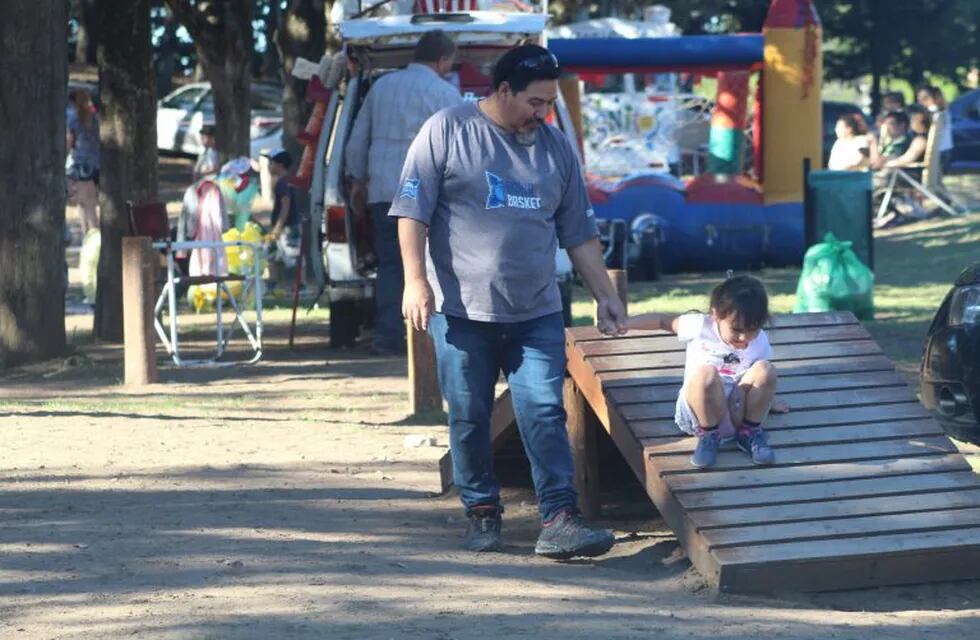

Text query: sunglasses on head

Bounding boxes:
[511,52,560,74]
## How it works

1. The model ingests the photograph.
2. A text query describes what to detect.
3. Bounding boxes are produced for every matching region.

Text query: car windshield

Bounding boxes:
[161,86,207,111]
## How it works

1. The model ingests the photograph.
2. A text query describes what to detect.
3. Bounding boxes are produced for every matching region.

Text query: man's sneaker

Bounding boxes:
[735,427,775,465]
[690,428,720,469]
[534,509,615,560]
[464,507,502,552]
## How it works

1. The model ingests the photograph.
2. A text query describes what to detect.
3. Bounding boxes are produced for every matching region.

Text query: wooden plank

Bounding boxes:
[631,402,930,437]
[621,386,917,421]
[679,469,980,510]
[608,370,909,405]
[690,486,980,529]
[408,323,442,414]
[598,354,897,388]
[717,529,980,593]
[704,507,980,549]
[587,340,883,373]
[664,453,971,492]
[122,237,158,386]
[563,378,600,518]
[568,311,861,342]
[714,526,980,566]
[565,330,646,481]
[643,419,944,453]
[578,325,873,358]
[653,436,957,475]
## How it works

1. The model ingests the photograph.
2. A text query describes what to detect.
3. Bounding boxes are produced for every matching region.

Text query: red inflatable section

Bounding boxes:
[764,0,820,29]
[685,173,763,204]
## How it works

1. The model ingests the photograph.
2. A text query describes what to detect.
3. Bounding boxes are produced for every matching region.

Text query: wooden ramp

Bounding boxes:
[565,311,980,593]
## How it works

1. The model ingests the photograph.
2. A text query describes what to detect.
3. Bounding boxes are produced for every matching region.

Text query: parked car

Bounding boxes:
[309,10,579,347]
[920,262,980,444]
[156,82,284,158]
[949,88,980,174]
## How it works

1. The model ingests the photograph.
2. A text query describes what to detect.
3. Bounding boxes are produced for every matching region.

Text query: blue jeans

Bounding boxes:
[428,312,578,522]
[370,202,404,350]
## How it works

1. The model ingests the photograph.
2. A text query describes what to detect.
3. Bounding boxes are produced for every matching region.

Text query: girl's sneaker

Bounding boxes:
[736,427,774,465]
[690,429,720,469]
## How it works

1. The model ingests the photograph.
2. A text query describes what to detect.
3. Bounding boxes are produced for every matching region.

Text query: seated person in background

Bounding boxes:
[875,91,906,132]
[917,85,954,172]
[870,110,927,170]
[828,113,870,170]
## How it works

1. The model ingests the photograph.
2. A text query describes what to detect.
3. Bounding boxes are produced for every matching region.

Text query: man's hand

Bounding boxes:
[595,294,628,336]
[403,276,434,332]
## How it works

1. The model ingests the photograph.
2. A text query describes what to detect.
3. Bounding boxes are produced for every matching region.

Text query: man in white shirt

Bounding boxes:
[345,30,462,355]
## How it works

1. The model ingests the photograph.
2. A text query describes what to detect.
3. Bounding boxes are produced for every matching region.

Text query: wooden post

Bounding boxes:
[594,268,628,325]
[122,236,157,385]
[564,377,600,518]
[407,321,442,414]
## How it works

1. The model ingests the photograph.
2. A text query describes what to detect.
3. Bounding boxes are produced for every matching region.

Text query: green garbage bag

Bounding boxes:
[794,232,874,320]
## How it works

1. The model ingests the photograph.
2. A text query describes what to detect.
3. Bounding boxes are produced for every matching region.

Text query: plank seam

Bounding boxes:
[695,497,980,531]
[708,522,980,551]
[672,465,970,494]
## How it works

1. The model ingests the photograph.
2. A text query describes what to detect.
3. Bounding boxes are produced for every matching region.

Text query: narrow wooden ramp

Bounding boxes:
[565,311,980,593]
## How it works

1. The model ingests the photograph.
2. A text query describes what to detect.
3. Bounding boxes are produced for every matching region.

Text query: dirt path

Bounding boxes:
[2,322,979,640]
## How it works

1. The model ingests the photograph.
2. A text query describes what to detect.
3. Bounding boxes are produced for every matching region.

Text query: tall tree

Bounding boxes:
[275,0,327,166]
[822,0,979,111]
[91,0,159,342]
[165,0,255,159]
[72,0,99,65]
[0,1,68,365]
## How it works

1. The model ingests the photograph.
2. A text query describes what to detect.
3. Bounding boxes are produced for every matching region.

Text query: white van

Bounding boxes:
[309,11,580,347]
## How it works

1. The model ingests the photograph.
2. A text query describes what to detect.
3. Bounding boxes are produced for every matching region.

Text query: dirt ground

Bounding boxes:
[3,323,979,640]
[0,157,977,639]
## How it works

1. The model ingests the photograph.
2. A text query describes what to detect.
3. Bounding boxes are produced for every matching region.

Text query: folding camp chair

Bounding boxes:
[874,118,964,223]
[127,201,264,368]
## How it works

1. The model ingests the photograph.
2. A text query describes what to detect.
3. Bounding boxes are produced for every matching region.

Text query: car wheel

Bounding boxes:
[329,299,360,349]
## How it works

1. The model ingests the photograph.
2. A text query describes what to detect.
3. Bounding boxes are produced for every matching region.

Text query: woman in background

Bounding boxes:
[66,89,101,240]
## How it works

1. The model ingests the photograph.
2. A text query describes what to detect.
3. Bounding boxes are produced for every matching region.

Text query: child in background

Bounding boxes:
[629,275,778,469]
[266,149,302,287]
[193,122,220,181]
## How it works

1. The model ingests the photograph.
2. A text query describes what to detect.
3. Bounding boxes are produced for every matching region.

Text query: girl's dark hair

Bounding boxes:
[710,275,770,330]
[838,113,868,135]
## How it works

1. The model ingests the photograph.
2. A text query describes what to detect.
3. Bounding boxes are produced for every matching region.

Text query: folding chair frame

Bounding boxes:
[152,239,264,368]
[875,165,960,223]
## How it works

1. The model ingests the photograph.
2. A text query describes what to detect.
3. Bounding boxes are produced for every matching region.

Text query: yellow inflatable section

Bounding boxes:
[762,23,822,204]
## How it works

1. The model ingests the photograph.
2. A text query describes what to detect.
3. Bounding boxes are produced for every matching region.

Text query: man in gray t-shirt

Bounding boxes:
[391,45,627,559]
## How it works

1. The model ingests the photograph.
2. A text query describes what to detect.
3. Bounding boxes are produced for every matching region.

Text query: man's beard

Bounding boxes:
[514,118,542,146]
[515,130,536,146]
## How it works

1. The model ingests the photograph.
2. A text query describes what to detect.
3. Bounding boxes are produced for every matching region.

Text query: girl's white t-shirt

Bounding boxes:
[677,313,773,388]
[828,136,869,171]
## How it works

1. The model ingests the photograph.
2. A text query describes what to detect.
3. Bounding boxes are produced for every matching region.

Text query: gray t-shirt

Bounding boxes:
[389,102,597,323]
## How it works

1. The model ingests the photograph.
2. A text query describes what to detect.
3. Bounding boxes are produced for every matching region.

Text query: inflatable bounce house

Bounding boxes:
[549,0,822,274]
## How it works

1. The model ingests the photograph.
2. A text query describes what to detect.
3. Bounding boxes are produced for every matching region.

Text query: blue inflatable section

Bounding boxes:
[592,181,804,273]
[549,35,764,70]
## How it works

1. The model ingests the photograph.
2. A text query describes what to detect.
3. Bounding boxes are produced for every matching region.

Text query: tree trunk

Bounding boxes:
[276,0,328,170]
[74,0,98,65]
[0,1,68,365]
[92,0,159,342]
[263,0,283,80]
[167,0,255,160]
